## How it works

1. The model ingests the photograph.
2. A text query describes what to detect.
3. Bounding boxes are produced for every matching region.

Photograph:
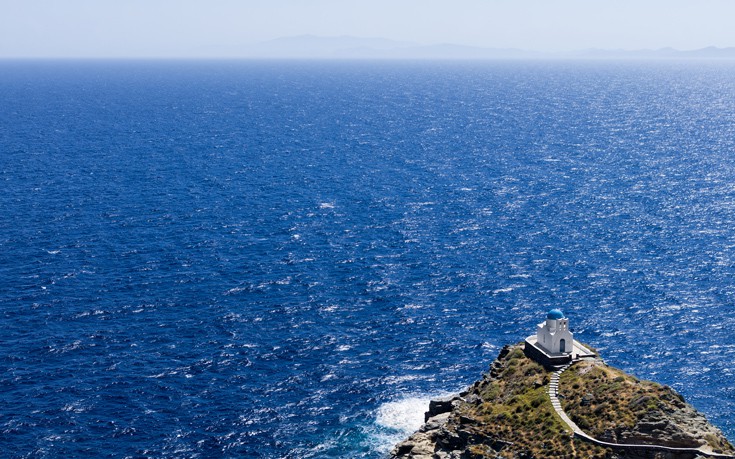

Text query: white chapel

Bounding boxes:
[536,308,573,354]
[524,308,596,366]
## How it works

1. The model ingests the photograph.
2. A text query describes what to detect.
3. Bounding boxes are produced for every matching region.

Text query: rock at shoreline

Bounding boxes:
[390,343,734,459]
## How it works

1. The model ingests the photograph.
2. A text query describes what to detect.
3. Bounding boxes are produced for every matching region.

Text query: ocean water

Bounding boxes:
[1,60,734,458]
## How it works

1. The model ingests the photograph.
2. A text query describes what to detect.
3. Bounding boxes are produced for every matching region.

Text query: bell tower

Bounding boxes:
[536,309,573,355]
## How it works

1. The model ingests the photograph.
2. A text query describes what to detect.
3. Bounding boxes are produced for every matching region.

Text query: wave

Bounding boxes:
[368,392,454,455]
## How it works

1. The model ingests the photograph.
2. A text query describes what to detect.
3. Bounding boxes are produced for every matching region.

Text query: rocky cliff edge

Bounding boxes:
[390,343,734,459]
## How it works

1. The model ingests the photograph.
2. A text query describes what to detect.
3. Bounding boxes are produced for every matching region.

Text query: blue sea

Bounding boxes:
[1,60,734,458]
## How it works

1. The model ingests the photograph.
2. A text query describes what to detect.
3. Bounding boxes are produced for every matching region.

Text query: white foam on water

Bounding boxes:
[375,396,429,433]
[368,392,454,455]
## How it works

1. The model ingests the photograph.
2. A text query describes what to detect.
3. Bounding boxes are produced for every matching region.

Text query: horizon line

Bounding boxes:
[2,36,735,60]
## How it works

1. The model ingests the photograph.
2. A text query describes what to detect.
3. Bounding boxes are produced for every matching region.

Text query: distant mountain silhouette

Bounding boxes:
[241,35,416,59]
[242,35,536,59]
[576,46,735,59]
[240,36,735,60]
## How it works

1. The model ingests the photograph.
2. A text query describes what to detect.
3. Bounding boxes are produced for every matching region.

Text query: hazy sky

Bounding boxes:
[2,0,735,58]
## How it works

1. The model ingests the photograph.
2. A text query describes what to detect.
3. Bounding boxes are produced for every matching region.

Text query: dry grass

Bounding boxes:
[559,359,735,453]
[449,345,734,458]
[458,346,610,458]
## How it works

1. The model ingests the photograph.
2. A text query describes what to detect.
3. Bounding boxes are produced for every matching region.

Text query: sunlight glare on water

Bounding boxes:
[1,60,735,457]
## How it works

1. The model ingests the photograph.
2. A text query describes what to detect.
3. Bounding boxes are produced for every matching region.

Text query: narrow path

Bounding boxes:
[548,363,584,435]
[547,362,735,459]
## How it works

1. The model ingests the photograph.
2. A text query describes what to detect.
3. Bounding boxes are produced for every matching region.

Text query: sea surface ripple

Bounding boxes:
[1,60,735,458]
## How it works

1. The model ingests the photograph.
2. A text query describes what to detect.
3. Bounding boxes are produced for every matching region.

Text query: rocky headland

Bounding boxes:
[390,344,734,459]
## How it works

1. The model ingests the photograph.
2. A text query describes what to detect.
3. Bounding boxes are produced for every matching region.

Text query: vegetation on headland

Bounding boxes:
[392,343,734,459]
[455,345,610,458]
[559,360,735,454]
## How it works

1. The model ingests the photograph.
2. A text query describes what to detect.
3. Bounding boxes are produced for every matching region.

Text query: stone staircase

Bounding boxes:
[548,363,585,436]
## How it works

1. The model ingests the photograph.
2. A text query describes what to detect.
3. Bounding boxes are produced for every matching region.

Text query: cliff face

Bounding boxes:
[390,344,734,459]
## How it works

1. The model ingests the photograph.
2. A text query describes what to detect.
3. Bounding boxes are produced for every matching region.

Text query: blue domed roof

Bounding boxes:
[547,309,565,320]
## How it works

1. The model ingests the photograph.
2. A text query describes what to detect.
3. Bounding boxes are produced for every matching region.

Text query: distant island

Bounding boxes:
[390,311,735,459]
[238,35,735,60]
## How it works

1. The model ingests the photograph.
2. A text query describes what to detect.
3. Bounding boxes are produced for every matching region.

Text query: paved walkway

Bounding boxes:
[548,363,584,435]
[548,363,735,459]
